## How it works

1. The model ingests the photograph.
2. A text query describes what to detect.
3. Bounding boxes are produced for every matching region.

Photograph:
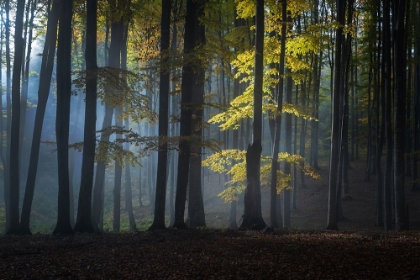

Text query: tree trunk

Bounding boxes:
[113,106,123,232]
[73,0,97,233]
[239,0,266,230]
[327,0,345,231]
[173,0,205,228]
[283,71,293,228]
[7,0,25,235]
[150,0,171,230]
[393,0,407,231]
[187,4,206,227]
[269,0,286,228]
[19,0,61,235]
[53,0,74,235]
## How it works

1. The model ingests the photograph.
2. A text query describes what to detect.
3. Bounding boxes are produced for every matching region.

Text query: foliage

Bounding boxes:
[73,67,158,123]
[203,149,320,202]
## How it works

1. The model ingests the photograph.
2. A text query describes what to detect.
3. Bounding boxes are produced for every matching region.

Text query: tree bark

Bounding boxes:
[73,0,97,233]
[7,0,25,235]
[393,0,407,231]
[150,0,171,230]
[19,0,61,235]
[53,0,74,235]
[239,0,266,230]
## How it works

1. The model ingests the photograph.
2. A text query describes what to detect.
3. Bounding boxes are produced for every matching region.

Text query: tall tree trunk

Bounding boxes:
[327,0,345,231]
[239,0,266,230]
[283,70,293,228]
[4,0,12,232]
[187,2,206,227]
[413,2,420,192]
[150,0,171,230]
[6,0,25,235]
[393,0,407,231]
[173,0,205,228]
[383,0,393,231]
[269,0,286,228]
[91,12,123,230]
[113,106,123,232]
[53,0,74,235]
[73,0,97,233]
[19,0,61,235]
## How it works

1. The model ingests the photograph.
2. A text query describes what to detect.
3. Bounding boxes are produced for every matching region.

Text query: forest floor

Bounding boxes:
[1,158,420,279]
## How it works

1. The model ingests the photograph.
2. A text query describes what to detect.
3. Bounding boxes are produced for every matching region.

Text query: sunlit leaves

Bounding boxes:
[203,149,319,202]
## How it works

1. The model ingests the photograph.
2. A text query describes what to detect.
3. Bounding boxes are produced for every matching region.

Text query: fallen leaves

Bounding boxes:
[0,229,420,279]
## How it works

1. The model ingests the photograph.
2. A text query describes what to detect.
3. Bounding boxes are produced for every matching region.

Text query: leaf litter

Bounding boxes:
[1,229,420,279]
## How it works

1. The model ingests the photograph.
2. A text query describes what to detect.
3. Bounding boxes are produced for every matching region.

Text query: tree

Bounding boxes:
[239,0,266,230]
[173,0,206,228]
[187,0,206,228]
[6,0,25,235]
[393,0,407,231]
[53,0,74,235]
[73,0,98,233]
[19,0,61,235]
[150,0,171,230]
[270,0,286,229]
[327,0,346,231]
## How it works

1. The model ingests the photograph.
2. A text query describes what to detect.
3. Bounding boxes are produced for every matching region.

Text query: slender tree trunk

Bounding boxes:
[327,0,345,231]
[239,0,266,230]
[383,0,393,231]
[150,0,171,230]
[270,0,286,228]
[283,70,293,228]
[7,0,26,235]
[187,3,206,227]
[393,0,407,231]
[173,0,202,228]
[53,0,74,235]
[19,0,61,235]
[113,106,123,232]
[73,0,97,233]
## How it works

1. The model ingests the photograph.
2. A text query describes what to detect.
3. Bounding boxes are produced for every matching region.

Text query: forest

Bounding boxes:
[2,0,420,278]
[0,0,418,237]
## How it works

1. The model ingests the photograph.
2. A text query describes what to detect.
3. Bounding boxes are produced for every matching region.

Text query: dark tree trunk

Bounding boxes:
[73,0,97,233]
[270,0,286,228]
[283,70,293,228]
[4,0,11,232]
[187,3,206,227]
[7,0,25,235]
[413,2,420,192]
[393,0,408,231]
[113,106,123,232]
[150,0,171,230]
[173,0,205,228]
[383,0,393,231]
[91,104,114,230]
[239,0,266,230]
[19,0,61,235]
[53,0,74,235]
[327,0,345,231]
[91,10,124,230]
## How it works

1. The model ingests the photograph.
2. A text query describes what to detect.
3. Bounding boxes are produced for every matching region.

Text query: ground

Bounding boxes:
[1,158,420,279]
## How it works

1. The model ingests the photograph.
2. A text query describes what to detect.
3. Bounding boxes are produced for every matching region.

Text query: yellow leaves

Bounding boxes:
[235,0,256,19]
[204,149,320,203]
